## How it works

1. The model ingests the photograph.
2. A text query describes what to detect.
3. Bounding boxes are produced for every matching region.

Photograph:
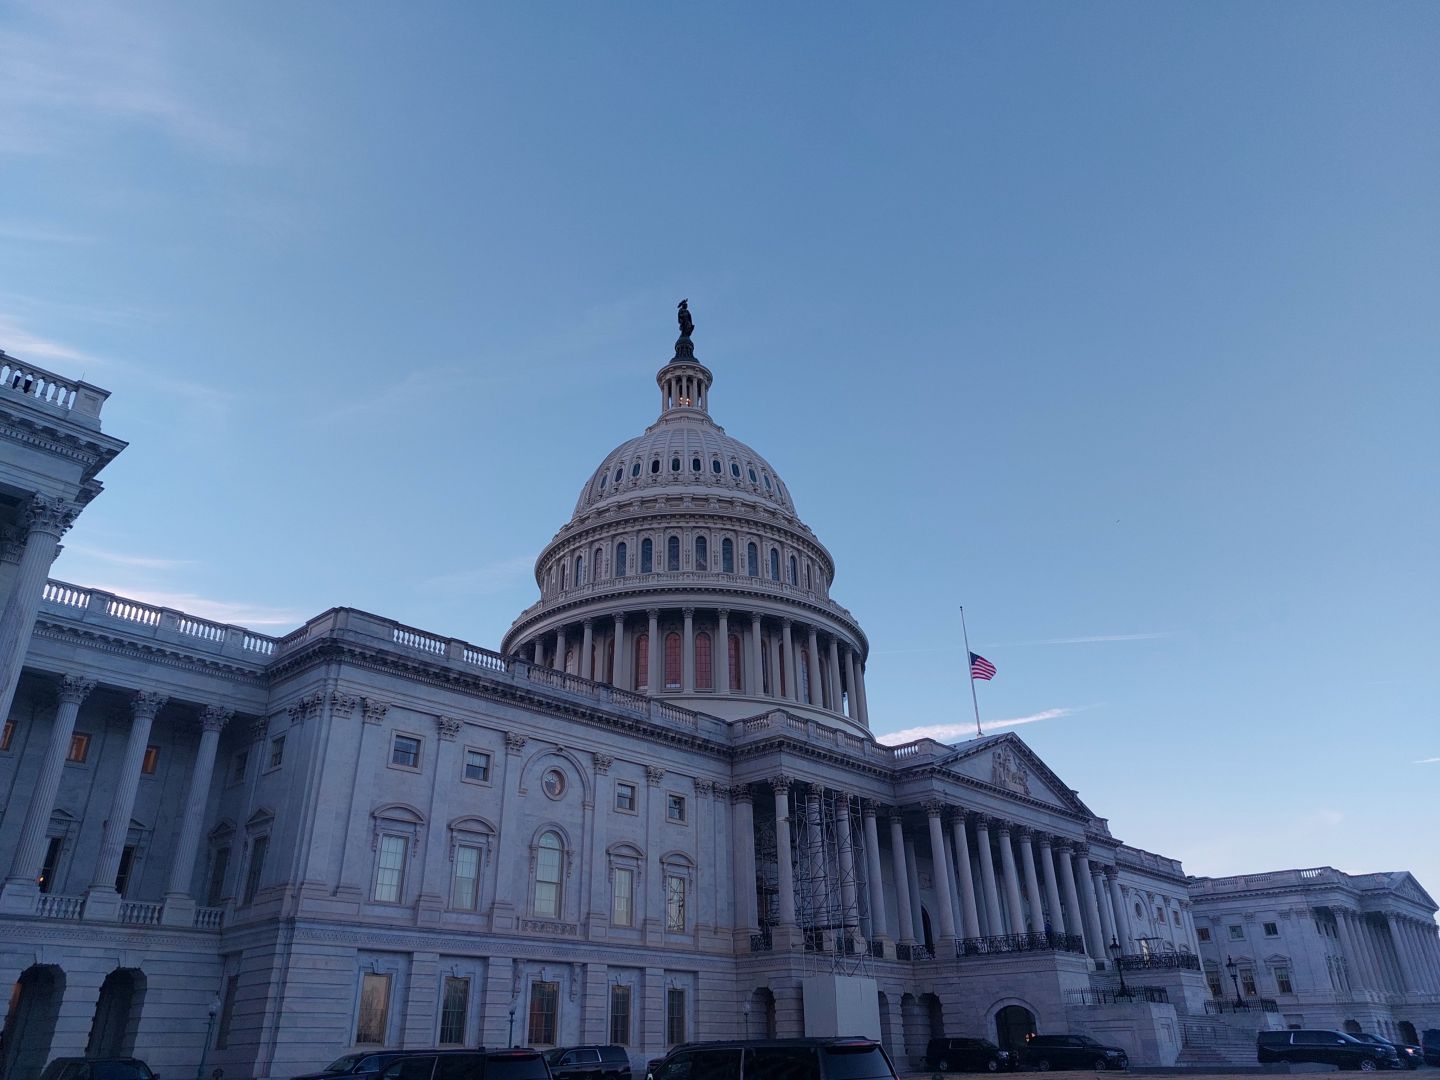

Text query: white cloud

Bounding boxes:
[422,557,536,596]
[0,313,102,367]
[876,707,1076,745]
[994,632,1175,647]
[80,584,304,629]
[1413,757,1440,765]
[63,545,197,571]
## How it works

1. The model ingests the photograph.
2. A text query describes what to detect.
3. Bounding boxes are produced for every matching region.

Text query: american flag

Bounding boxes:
[970,652,996,681]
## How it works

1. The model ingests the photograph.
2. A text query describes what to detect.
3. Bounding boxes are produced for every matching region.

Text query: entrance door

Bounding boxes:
[994,1005,1036,1053]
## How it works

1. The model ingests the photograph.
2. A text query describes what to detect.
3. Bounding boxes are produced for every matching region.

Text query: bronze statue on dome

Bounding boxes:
[677,299,694,339]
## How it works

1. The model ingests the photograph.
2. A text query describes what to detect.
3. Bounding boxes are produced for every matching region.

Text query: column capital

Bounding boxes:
[716,608,729,618]
[860,799,878,819]
[582,617,594,630]
[781,617,793,628]
[682,607,694,619]
[24,494,80,538]
[945,806,969,826]
[994,819,1014,838]
[646,608,661,620]
[645,765,665,786]
[612,610,625,623]
[331,692,360,717]
[1072,842,1091,858]
[1053,839,1074,855]
[1014,824,1036,842]
[1103,864,1120,882]
[57,674,97,705]
[199,704,233,732]
[887,808,906,827]
[249,716,269,742]
[131,690,168,721]
[972,813,993,831]
[750,610,763,622]
[436,716,462,741]
[592,752,613,775]
[769,773,795,793]
[921,799,946,818]
[1035,832,1054,850]
[729,783,753,805]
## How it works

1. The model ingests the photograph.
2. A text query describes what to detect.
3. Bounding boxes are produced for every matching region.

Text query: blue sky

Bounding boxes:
[2,2,1436,893]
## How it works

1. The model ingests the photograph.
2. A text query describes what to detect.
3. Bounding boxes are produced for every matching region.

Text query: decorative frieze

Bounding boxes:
[519,918,579,936]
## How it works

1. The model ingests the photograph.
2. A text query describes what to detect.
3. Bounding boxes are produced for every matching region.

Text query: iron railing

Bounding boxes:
[1117,951,1201,971]
[956,931,1087,958]
[895,942,934,961]
[1066,986,1170,1006]
[750,931,772,953]
[1205,998,1278,1014]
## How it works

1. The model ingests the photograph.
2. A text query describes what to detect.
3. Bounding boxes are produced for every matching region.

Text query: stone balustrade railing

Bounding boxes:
[118,900,163,926]
[1189,866,1343,894]
[34,893,84,919]
[0,351,110,422]
[194,906,225,929]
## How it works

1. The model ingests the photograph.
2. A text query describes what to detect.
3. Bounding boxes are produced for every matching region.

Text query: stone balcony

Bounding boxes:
[0,351,111,428]
[29,892,225,930]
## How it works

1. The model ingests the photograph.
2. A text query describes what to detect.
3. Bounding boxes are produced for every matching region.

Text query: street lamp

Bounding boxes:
[1109,937,1130,999]
[507,1004,517,1048]
[742,999,752,1038]
[1225,955,1244,1008]
[196,994,221,1080]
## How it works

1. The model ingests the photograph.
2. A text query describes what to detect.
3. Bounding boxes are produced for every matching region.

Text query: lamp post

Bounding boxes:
[742,999,752,1038]
[508,1004,517,1048]
[1109,937,1130,999]
[195,994,221,1080]
[1225,954,1243,1008]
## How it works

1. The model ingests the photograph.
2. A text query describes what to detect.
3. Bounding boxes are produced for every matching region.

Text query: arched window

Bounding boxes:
[641,538,653,573]
[760,639,771,694]
[667,535,680,571]
[747,543,759,577]
[632,461,641,477]
[722,538,734,574]
[728,634,742,691]
[711,459,722,474]
[798,649,811,704]
[650,458,660,474]
[769,548,780,581]
[694,536,708,572]
[575,554,584,586]
[731,462,741,478]
[616,542,628,577]
[691,457,701,473]
[805,562,811,589]
[594,547,604,578]
[670,457,681,473]
[635,633,649,689]
[788,555,798,585]
[664,632,681,689]
[695,632,713,691]
[534,831,563,918]
[564,648,575,674]
[560,563,568,589]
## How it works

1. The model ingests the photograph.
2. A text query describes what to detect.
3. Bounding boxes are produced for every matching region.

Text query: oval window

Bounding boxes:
[691,457,701,472]
[711,460,722,474]
[763,474,772,491]
[731,463,741,478]
[632,462,641,477]
[599,474,607,489]
[651,459,660,474]
[671,457,681,472]
[748,467,758,484]
[614,467,624,483]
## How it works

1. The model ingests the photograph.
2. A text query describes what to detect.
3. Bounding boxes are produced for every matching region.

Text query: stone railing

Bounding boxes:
[118,900,163,926]
[0,352,110,420]
[1116,844,1188,877]
[1189,867,1342,894]
[34,893,84,919]
[40,580,280,664]
[194,905,225,929]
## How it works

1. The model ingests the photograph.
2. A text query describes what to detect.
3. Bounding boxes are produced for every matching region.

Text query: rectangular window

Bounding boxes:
[1228,924,1245,940]
[1274,966,1294,994]
[439,976,469,1045]
[1241,971,1257,997]
[609,985,631,1046]
[141,744,160,774]
[38,836,63,894]
[242,835,268,904]
[615,782,637,812]
[527,980,559,1046]
[665,987,686,1045]
[374,834,407,902]
[612,866,634,927]
[66,733,90,763]
[665,875,686,932]
[391,734,422,769]
[207,846,231,906]
[666,794,686,823]
[463,749,491,782]
[356,972,392,1044]
[268,735,285,770]
[0,719,13,751]
[1197,926,1211,942]
[114,845,137,896]
[451,844,481,910]
[1263,921,1279,937]
[215,975,239,1050]
[232,750,248,784]
[1206,974,1222,998]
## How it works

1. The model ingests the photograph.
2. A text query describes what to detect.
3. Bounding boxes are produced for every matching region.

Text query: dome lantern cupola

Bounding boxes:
[656,299,713,416]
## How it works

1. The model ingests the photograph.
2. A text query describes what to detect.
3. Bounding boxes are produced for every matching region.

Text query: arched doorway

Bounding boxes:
[1343,1019,1362,1036]
[3,965,66,1080]
[87,969,146,1057]
[900,993,924,1066]
[921,994,944,1045]
[876,992,896,1056]
[995,1005,1036,1052]
[746,988,776,1039]
[1398,1021,1418,1045]
[920,907,935,953]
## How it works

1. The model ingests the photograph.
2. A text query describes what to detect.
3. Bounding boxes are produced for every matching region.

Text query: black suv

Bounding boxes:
[924,1038,1013,1073]
[1017,1035,1128,1071]
[377,1049,552,1080]
[293,1053,416,1080]
[41,1060,158,1080]
[544,1047,631,1080]
[1257,1030,1400,1071]
[649,1038,898,1080]
[1352,1034,1420,1070]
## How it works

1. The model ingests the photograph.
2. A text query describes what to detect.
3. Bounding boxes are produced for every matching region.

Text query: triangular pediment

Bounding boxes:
[936,732,1095,815]
[1392,872,1437,910]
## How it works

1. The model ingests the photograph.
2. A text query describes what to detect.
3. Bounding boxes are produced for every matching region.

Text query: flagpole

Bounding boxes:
[960,605,983,739]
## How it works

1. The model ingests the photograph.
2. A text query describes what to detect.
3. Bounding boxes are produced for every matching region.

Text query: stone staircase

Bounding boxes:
[1177,1017,1262,1068]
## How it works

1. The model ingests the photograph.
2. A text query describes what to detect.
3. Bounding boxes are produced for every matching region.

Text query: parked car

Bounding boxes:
[1256,1030,1401,1071]
[292,1052,415,1080]
[1017,1035,1128,1071]
[1352,1034,1420,1070]
[649,1038,898,1080]
[924,1037,1014,1073]
[40,1060,157,1080]
[544,1046,631,1080]
[1422,1030,1440,1068]
[376,1049,552,1080]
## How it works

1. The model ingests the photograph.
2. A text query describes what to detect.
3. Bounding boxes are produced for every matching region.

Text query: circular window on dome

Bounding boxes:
[763,474,772,491]
[651,459,660,474]
[671,457,681,472]
[691,457,701,472]
[748,467,758,484]
[731,462,741,478]
[542,769,566,799]
[632,462,641,477]
[712,459,722,474]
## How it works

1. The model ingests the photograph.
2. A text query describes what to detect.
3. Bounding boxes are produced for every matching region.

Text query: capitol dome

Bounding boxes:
[503,305,871,732]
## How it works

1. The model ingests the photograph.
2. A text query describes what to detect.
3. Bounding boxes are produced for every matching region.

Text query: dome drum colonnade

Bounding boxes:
[503,312,870,728]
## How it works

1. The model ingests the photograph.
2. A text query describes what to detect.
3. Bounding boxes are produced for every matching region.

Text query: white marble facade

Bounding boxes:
[0,332,1436,1080]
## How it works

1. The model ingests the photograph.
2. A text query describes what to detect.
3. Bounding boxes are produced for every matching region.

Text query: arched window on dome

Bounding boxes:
[694,535,708,572]
[561,563,568,590]
[798,648,811,705]
[711,459,722,475]
[728,634,742,691]
[667,535,680,572]
[769,548,781,582]
[615,542,628,577]
[641,538,653,574]
[691,457,701,473]
[634,633,649,689]
[575,554,585,586]
[788,555,798,585]
[632,461,641,478]
[670,457,681,473]
[722,538,734,574]
[760,638,772,695]
[594,547,604,579]
[564,648,575,675]
[663,632,681,689]
[805,562,812,590]
[747,542,759,578]
[695,631,713,691]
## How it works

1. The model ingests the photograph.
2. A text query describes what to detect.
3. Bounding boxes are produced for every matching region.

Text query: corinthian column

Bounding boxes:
[612,613,626,689]
[888,812,915,944]
[681,609,695,692]
[731,787,758,939]
[950,811,981,938]
[997,823,1026,933]
[0,675,96,909]
[1107,868,1132,951]
[974,815,1004,934]
[806,627,821,705]
[161,705,233,922]
[827,638,842,713]
[580,619,594,680]
[771,778,797,934]
[862,803,889,949]
[835,795,859,937]
[1017,827,1046,935]
[780,619,797,701]
[647,610,661,694]
[0,496,77,728]
[1056,843,1085,950]
[86,691,169,916]
[749,612,764,695]
[1038,835,1067,934]
[844,647,860,721]
[716,610,730,694]
[924,802,957,943]
[1074,845,1106,961]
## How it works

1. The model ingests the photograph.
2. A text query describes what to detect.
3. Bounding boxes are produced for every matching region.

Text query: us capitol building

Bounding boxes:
[0,312,1436,1080]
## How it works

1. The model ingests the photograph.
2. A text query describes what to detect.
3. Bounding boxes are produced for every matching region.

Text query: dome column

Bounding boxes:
[781,619,797,702]
[612,613,626,689]
[806,626,821,706]
[855,661,870,725]
[716,610,730,694]
[580,619,594,680]
[766,629,782,698]
[554,626,568,672]
[828,638,842,713]
[646,609,661,694]
[682,608,695,692]
[844,646,860,721]
[749,612,763,695]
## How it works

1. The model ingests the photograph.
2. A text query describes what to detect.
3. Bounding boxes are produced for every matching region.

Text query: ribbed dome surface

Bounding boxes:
[572,411,796,518]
